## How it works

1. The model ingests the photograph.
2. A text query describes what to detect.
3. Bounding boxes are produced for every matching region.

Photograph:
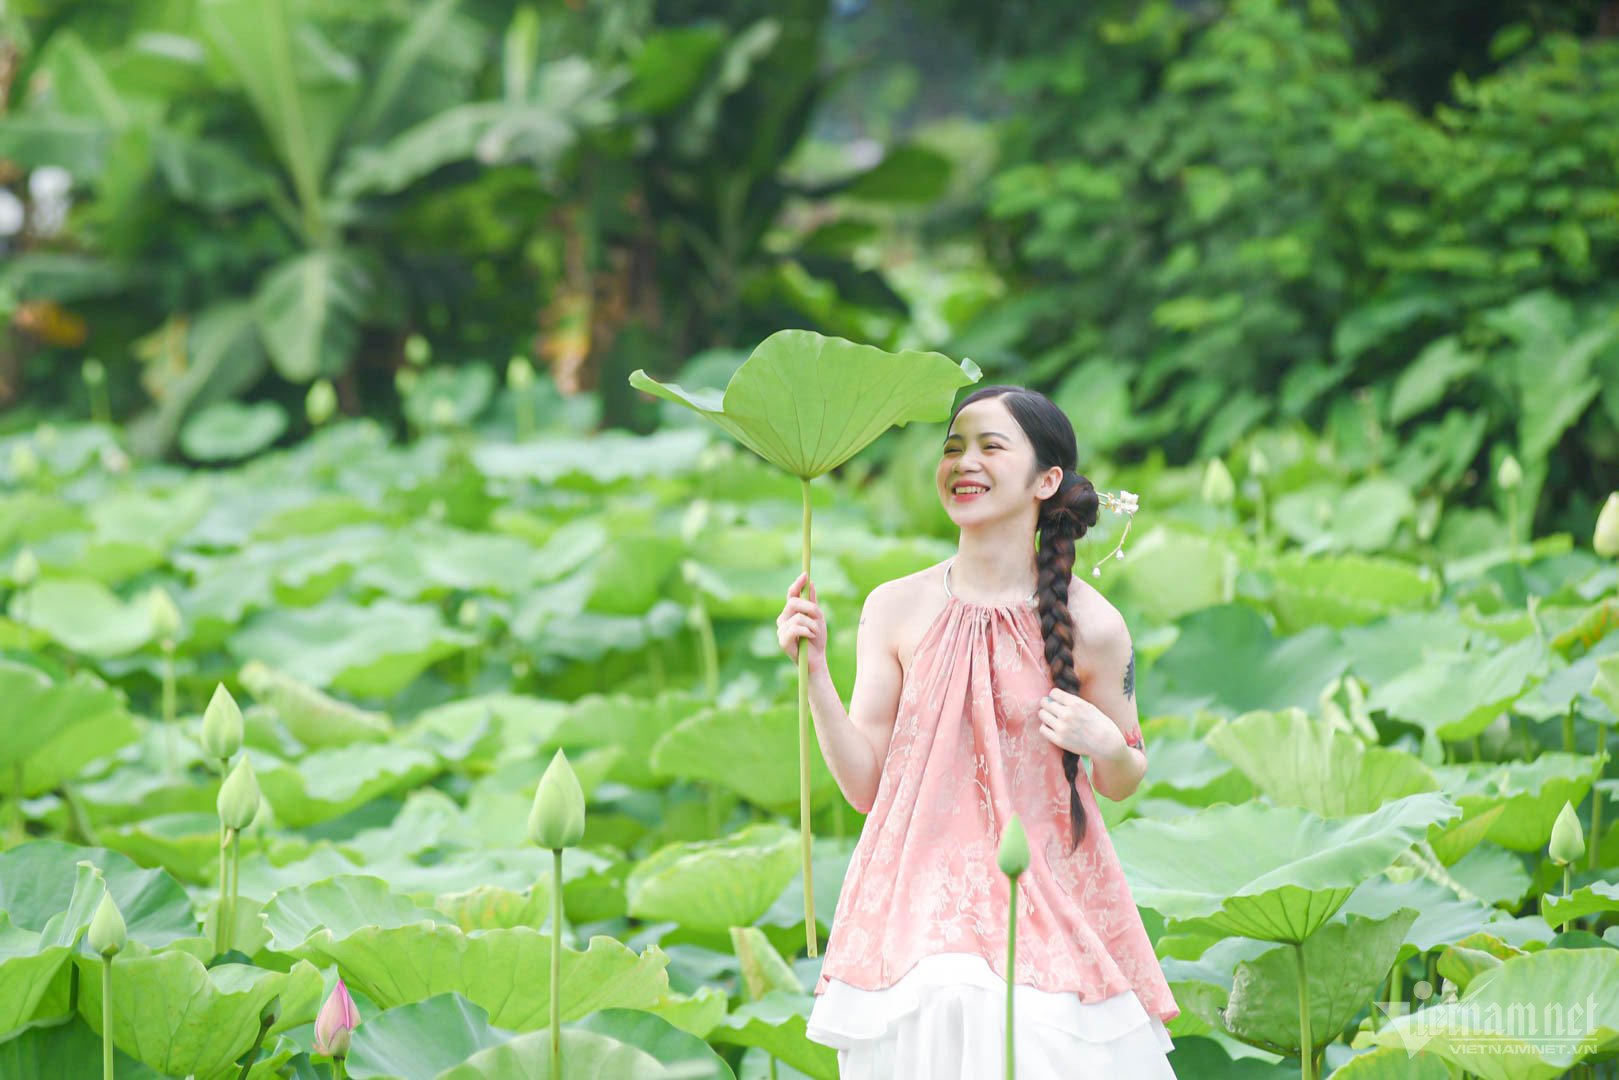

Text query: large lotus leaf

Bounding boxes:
[651,703,838,810]
[97,811,230,883]
[1205,708,1437,817]
[472,428,709,488]
[253,743,440,827]
[1430,753,1597,852]
[0,860,104,1035]
[240,660,393,749]
[74,950,322,1077]
[548,689,707,789]
[1341,874,1509,956]
[432,884,554,933]
[0,841,196,948]
[1271,477,1415,552]
[637,986,731,1041]
[438,1026,674,1079]
[706,991,837,1080]
[1540,880,1619,929]
[263,875,668,1026]
[0,1016,162,1079]
[1368,636,1547,742]
[181,400,288,461]
[1515,651,1616,723]
[345,994,515,1080]
[1339,611,1476,686]
[1133,736,1255,808]
[1594,650,1619,717]
[7,577,154,656]
[1151,604,1350,718]
[1265,551,1440,633]
[32,532,168,586]
[1111,793,1459,942]
[574,1007,737,1080]
[0,660,136,795]
[351,525,548,599]
[230,599,473,698]
[1366,947,1619,1080]
[1442,843,1532,909]
[1330,1046,1456,1078]
[1102,526,1239,623]
[626,824,800,933]
[629,329,980,479]
[1221,909,1418,1057]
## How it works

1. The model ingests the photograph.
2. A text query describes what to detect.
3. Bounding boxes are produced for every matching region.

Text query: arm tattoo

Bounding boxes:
[1123,646,1135,699]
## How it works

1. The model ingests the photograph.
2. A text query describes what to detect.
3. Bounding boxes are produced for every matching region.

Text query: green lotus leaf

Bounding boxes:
[1111,526,1239,622]
[1430,753,1598,852]
[345,994,515,1080]
[1221,909,1418,1057]
[74,951,322,1077]
[1428,803,1507,867]
[629,329,979,479]
[1265,551,1440,634]
[1205,708,1438,817]
[0,1016,161,1079]
[637,986,731,1041]
[229,599,473,698]
[262,876,667,1026]
[731,926,802,1001]
[0,860,102,1034]
[1341,875,1511,955]
[1366,947,1619,1080]
[706,990,837,1080]
[432,884,553,933]
[1339,611,1476,686]
[1442,843,1532,908]
[573,1007,737,1080]
[97,812,230,883]
[1271,477,1415,552]
[626,824,799,933]
[6,577,155,656]
[1437,944,1503,994]
[0,660,136,796]
[351,524,550,600]
[471,427,710,487]
[651,704,838,810]
[240,660,393,749]
[1368,636,1547,742]
[253,743,441,827]
[181,400,289,461]
[436,1027,673,1079]
[340,789,465,864]
[0,841,196,949]
[1111,793,1459,942]
[548,689,708,789]
[1330,1045,1454,1078]
[1540,880,1619,929]
[1133,735,1255,809]
[1151,604,1350,718]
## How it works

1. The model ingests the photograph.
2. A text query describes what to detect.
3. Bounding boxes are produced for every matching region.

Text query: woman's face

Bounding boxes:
[937,398,1055,523]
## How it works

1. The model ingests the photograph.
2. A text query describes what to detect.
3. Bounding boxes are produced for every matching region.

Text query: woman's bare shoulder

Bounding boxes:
[1065,573,1129,648]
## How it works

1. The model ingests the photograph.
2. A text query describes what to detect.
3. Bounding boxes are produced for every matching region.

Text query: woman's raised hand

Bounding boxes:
[777,571,828,674]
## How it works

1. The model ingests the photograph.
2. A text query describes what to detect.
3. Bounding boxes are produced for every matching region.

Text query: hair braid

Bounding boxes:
[1035,468,1100,854]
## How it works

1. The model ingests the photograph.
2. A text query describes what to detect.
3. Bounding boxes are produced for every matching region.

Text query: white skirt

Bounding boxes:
[806,952,1177,1079]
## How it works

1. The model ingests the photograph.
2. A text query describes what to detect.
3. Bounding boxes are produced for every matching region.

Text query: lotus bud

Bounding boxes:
[458,599,480,628]
[201,684,244,761]
[508,356,534,390]
[1549,800,1584,866]
[996,814,1030,878]
[528,748,586,850]
[147,586,182,642]
[1497,453,1522,491]
[1201,458,1234,506]
[9,442,39,482]
[259,993,281,1027]
[83,358,105,386]
[404,333,430,367]
[1247,445,1270,478]
[306,378,337,427]
[1595,492,1619,559]
[88,891,126,957]
[12,548,38,588]
[430,397,455,428]
[313,976,359,1059]
[217,757,262,831]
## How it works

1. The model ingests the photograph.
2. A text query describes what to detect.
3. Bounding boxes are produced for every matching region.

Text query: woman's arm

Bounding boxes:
[805,584,904,814]
[1078,604,1148,802]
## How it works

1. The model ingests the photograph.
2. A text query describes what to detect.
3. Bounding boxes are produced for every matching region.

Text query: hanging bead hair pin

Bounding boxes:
[1091,489,1140,578]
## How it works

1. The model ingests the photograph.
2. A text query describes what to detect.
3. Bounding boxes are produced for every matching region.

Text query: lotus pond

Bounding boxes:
[1,408,1617,1080]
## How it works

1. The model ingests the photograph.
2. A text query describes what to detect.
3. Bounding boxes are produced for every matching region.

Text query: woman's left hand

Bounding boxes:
[1037,687,1128,761]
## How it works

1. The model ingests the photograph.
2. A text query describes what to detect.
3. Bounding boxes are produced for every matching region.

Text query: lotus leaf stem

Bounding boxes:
[551,846,563,1080]
[1294,943,1314,1080]
[162,641,177,778]
[1591,723,1608,871]
[101,954,114,1080]
[238,1011,273,1079]
[797,478,818,957]
[1006,876,1018,1080]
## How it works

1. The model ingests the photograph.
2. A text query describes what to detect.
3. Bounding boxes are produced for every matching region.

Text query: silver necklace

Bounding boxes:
[944,558,1037,605]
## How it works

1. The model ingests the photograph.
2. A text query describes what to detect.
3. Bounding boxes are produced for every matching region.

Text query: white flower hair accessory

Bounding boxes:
[1091,489,1140,578]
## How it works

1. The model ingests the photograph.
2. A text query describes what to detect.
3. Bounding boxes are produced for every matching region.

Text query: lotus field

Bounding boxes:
[2,390,1619,1080]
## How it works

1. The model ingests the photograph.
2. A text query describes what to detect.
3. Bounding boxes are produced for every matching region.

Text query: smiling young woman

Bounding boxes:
[782,385,1176,1078]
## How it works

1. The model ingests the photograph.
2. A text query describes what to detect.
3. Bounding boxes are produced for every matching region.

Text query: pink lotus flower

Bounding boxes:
[314,976,359,1059]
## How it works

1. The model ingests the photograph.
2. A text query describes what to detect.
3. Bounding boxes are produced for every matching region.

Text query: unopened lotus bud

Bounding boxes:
[1497,454,1522,491]
[83,358,105,386]
[404,333,430,367]
[508,356,534,389]
[457,599,480,627]
[1201,458,1234,506]
[527,748,586,849]
[88,891,126,957]
[313,977,359,1059]
[201,684,244,761]
[217,757,262,831]
[996,814,1029,878]
[1549,800,1584,866]
[1595,493,1619,559]
[1247,445,1270,478]
[430,397,455,428]
[259,994,281,1027]
[306,378,337,427]
[9,442,39,481]
[148,586,181,642]
[12,548,38,587]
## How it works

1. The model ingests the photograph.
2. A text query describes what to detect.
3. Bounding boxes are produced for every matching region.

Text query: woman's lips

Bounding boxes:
[952,486,988,502]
